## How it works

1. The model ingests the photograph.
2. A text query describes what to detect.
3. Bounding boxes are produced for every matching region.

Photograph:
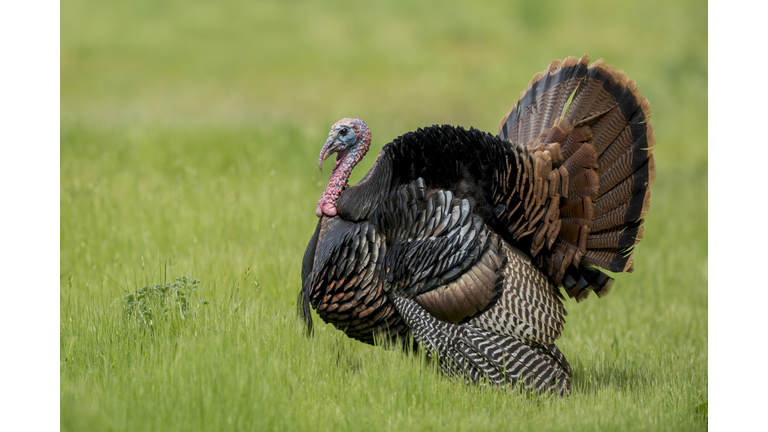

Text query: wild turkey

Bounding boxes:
[298,54,655,395]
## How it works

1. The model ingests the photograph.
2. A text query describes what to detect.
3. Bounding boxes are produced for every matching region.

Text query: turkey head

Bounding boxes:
[316,117,372,217]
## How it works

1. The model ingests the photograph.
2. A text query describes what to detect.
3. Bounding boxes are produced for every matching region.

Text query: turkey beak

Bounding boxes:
[318,137,343,169]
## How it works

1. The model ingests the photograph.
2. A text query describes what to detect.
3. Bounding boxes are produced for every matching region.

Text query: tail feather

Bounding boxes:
[597,139,653,199]
[582,248,630,273]
[499,55,590,145]
[585,221,644,250]
[562,264,614,300]
[498,55,655,300]
[593,171,648,218]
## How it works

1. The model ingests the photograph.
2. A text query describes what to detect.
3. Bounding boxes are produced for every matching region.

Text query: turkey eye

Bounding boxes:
[339,128,349,137]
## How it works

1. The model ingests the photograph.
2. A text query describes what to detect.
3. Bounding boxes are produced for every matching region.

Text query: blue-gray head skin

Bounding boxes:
[316,118,371,217]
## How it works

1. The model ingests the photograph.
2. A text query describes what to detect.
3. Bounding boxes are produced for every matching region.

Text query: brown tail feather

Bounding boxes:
[585,223,643,250]
[497,55,655,300]
[499,55,590,144]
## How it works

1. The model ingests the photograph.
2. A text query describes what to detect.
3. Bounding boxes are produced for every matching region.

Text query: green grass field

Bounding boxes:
[61,0,707,430]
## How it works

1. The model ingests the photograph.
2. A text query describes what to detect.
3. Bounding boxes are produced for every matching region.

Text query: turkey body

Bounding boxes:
[299,55,655,395]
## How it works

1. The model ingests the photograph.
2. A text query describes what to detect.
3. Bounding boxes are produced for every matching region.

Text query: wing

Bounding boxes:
[373,178,567,347]
[301,215,409,345]
[370,178,506,324]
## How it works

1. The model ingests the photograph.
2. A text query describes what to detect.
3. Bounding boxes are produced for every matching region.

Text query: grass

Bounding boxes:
[61,0,707,430]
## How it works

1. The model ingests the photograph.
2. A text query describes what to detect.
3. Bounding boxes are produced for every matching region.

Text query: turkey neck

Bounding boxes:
[318,128,371,217]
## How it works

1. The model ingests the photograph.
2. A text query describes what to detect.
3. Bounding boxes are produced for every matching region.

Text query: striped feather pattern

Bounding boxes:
[468,243,567,346]
[490,138,566,262]
[499,55,590,145]
[391,295,571,395]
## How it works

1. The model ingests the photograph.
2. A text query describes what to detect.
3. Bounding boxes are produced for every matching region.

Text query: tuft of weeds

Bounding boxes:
[121,275,207,327]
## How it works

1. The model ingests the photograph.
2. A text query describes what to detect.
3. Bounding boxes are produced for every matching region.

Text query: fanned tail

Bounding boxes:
[498,55,655,300]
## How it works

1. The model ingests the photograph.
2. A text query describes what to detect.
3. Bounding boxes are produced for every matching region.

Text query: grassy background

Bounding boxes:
[61,0,707,430]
